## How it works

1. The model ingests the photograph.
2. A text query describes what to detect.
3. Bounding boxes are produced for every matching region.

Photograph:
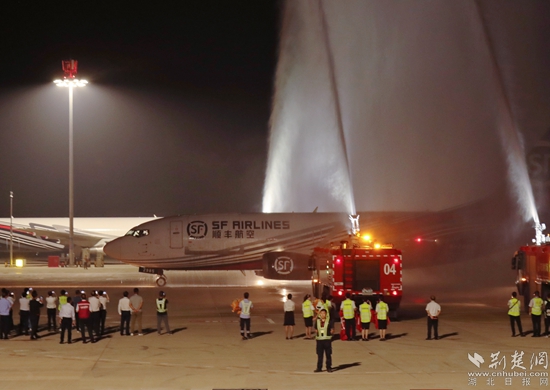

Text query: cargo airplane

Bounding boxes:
[103,197,521,286]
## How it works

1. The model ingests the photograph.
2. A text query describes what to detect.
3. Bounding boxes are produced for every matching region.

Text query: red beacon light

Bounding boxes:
[392,290,398,296]
[415,237,422,243]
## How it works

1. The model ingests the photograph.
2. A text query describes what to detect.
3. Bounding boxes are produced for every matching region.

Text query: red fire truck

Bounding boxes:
[512,244,550,310]
[311,243,403,318]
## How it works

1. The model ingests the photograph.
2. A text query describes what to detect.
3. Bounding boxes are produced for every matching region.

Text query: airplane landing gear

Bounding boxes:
[155,275,167,287]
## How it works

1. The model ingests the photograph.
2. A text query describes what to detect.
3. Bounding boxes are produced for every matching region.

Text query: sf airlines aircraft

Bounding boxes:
[104,213,356,286]
[103,194,522,287]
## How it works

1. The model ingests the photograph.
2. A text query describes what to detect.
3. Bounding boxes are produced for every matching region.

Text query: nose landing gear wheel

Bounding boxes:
[155,275,167,287]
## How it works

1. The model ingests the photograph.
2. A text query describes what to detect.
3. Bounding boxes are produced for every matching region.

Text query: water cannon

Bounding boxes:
[348,214,360,236]
[533,222,550,246]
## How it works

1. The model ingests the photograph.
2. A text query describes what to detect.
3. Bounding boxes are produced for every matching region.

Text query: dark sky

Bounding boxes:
[0,1,279,217]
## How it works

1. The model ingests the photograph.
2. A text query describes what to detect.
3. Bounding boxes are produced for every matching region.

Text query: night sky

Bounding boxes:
[0,1,279,217]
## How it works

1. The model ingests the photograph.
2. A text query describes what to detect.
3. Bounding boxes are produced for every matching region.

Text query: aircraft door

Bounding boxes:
[170,221,183,249]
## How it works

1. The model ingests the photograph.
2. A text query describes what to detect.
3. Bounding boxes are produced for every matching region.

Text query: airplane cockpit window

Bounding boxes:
[125,229,149,237]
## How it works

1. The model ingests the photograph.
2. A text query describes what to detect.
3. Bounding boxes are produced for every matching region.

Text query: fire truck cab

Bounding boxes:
[311,243,403,319]
[513,244,550,311]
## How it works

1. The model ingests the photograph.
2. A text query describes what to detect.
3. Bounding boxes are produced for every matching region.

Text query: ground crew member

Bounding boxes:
[375,297,389,341]
[283,293,295,340]
[425,296,441,340]
[314,309,333,373]
[508,292,523,337]
[58,290,68,311]
[544,293,550,337]
[156,291,171,335]
[359,297,372,341]
[18,291,30,335]
[239,292,253,340]
[529,291,544,337]
[302,294,314,339]
[0,289,12,339]
[340,293,357,341]
[58,296,75,344]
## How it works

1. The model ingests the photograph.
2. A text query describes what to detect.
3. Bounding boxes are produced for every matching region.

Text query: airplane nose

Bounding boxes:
[104,239,122,259]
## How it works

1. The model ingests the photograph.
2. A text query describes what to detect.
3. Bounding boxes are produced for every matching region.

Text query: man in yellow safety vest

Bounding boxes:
[340,293,357,341]
[529,291,544,337]
[302,294,314,339]
[156,291,171,335]
[375,297,389,341]
[508,291,523,337]
[314,309,333,373]
[359,297,372,341]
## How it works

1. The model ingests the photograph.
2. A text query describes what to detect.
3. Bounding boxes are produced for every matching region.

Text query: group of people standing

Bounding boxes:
[507,290,550,337]
[0,287,172,343]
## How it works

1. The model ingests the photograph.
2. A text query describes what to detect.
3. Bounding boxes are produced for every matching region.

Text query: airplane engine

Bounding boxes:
[260,252,312,280]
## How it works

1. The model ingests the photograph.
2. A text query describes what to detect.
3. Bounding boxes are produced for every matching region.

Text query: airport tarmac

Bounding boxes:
[0,265,547,390]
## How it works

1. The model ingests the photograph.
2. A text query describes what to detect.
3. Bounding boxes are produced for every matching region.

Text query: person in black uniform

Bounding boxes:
[29,290,43,340]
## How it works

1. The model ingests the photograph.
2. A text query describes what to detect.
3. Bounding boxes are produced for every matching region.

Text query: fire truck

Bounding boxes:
[512,244,550,311]
[311,242,403,319]
[512,223,550,311]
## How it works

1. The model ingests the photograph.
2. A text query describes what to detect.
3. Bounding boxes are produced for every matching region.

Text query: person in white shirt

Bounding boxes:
[18,291,30,335]
[58,296,76,344]
[45,291,58,332]
[425,295,441,340]
[118,291,131,336]
[98,291,110,335]
[284,294,296,340]
[88,291,101,340]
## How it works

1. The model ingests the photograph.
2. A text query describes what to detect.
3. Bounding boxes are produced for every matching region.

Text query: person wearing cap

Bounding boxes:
[425,295,441,340]
[88,291,101,340]
[129,288,144,336]
[118,291,131,336]
[99,291,110,335]
[156,291,171,335]
[302,294,314,339]
[508,291,523,337]
[45,290,58,332]
[529,290,544,337]
[314,308,333,373]
[76,293,94,343]
[58,296,75,344]
[58,290,68,311]
[18,290,30,335]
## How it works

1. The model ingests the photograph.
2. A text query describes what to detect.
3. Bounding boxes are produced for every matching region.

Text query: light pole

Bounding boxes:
[9,191,13,267]
[54,60,88,266]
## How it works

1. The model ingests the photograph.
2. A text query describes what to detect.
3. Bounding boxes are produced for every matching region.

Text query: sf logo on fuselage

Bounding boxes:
[187,221,208,239]
[274,256,294,275]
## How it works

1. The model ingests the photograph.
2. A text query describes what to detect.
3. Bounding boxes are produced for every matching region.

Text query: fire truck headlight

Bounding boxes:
[521,277,527,282]
[338,291,343,296]
[392,290,397,296]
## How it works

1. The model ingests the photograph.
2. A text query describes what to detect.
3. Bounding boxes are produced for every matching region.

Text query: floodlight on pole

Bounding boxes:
[53,59,88,266]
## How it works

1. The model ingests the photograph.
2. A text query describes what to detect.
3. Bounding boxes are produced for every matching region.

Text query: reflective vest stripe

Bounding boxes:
[302,301,313,318]
[316,319,332,340]
[342,299,354,319]
[377,302,388,320]
[532,298,543,315]
[508,298,520,316]
[360,303,372,322]
[241,301,251,316]
[156,298,167,313]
